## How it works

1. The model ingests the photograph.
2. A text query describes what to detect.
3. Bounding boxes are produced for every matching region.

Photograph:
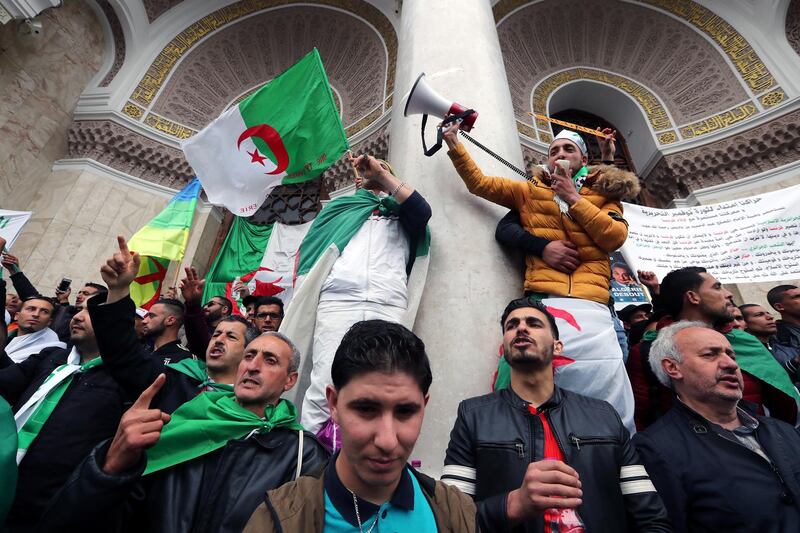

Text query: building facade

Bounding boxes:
[2,0,799,472]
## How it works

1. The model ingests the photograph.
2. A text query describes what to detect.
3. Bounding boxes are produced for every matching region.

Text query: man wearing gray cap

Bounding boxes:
[443,124,641,433]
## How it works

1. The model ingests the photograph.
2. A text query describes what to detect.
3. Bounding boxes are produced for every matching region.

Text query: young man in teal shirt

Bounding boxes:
[244,319,477,532]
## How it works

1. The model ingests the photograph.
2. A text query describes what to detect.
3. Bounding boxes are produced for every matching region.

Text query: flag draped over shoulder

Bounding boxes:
[128,178,202,308]
[297,188,430,277]
[182,48,348,217]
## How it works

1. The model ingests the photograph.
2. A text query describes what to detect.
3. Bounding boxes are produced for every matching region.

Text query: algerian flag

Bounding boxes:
[182,48,348,217]
[202,217,313,315]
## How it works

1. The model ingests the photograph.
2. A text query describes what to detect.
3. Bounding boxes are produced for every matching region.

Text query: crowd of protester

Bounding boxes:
[2,129,800,532]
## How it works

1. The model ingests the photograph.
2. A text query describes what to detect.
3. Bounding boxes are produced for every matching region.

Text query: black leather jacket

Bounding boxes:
[442,386,671,532]
[633,401,800,532]
[37,429,329,533]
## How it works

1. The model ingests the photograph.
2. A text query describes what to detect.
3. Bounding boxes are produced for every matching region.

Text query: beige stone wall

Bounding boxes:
[8,168,171,294]
[0,0,113,294]
[0,1,105,208]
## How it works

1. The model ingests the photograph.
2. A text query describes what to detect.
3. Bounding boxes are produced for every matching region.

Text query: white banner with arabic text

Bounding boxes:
[620,184,800,284]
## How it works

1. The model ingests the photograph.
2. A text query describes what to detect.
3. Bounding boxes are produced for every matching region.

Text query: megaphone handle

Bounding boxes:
[458,130,530,180]
[421,110,477,157]
[421,114,444,157]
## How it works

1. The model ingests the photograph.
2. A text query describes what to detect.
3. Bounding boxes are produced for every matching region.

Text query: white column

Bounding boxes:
[388,0,525,477]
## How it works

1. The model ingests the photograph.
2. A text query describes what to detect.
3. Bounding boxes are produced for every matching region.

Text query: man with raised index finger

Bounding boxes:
[38,330,328,533]
[87,236,260,414]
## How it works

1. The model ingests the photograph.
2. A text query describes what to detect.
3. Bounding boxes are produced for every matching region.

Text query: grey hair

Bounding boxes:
[648,320,710,388]
[259,331,301,374]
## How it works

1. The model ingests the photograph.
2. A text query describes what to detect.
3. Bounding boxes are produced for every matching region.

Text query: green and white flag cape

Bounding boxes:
[279,189,431,407]
[182,48,348,217]
[202,188,431,406]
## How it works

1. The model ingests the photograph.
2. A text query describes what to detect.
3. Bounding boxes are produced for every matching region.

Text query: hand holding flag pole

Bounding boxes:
[346,150,363,189]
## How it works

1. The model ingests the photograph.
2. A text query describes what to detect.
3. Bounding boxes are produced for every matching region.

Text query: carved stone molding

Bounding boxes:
[142,0,184,22]
[321,123,390,194]
[496,0,752,128]
[788,0,800,58]
[96,1,126,87]
[67,120,194,188]
[521,144,547,171]
[149,5,387,133]
[643,109,800,204]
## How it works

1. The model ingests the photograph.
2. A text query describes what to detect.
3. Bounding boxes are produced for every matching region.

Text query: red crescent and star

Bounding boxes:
[237,124,290,175]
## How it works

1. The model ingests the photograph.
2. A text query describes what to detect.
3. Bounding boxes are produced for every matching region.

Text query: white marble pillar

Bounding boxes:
[388,0,525,476]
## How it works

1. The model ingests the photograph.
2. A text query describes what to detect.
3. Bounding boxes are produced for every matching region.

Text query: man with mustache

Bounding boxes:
[634,321,800,531]
[3,296,65,363]
[38,332,328,533]
[87,236,259,413]
[626,266,799,430]
[441,296,670,532]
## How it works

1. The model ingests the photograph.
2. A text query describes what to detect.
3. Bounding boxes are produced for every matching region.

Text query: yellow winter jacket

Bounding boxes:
[448,143,640,304]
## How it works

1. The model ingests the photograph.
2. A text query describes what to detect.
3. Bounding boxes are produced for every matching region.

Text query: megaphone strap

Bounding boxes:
[421,109,476,157]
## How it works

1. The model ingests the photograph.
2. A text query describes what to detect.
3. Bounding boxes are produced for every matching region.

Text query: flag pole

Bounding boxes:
[170,260,183,296]
[346,150,361,186]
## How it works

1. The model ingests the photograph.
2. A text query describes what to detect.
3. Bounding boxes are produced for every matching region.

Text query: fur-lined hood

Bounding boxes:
[529,164,641,201]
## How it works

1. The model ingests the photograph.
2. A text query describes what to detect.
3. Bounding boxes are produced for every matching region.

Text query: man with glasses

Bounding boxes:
[252,297,284,333]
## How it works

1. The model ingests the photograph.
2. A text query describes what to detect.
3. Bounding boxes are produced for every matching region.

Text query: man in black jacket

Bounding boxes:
[0,299,131,533]
[88,236,258,413]
[442,296,671,532]
[38,330,329,533]
[633,321,800,532]
[141,297,192,364]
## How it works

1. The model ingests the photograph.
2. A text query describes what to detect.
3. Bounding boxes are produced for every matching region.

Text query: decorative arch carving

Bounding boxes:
[496,0,751,129]
[643,108,800,204]
[530,69,675,141]
[787,0,800,58]
[124,0,396,141]
[149,6,385,132]
[96,0,127,87]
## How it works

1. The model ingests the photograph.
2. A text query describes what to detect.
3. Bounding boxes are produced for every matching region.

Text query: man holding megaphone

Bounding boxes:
[441,122,641,433]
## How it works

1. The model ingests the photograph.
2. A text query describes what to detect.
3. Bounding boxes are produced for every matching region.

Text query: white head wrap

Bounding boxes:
[551,130,587,156]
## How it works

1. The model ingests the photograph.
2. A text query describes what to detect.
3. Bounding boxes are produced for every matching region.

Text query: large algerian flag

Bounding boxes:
[183,48,348,217]
[128,178,202,308]
[203,217,313,315]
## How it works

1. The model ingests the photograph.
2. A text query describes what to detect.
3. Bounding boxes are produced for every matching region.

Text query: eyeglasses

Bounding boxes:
[256,312,282,320]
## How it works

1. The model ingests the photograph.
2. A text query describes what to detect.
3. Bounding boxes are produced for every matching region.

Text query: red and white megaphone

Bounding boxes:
[403,73,478,156]
[403,73,478,131]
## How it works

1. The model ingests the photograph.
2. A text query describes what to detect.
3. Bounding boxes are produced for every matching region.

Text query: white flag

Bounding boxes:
[0,209,32,249]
